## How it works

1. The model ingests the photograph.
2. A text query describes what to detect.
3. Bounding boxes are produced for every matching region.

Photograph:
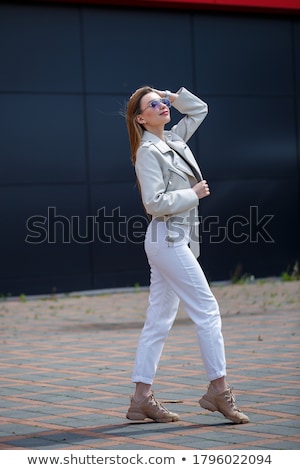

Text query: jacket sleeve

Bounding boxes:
[171,87,208,143]
[135,145,199,218]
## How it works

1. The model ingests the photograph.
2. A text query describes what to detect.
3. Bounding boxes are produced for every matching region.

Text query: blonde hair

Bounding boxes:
[126,86,153,165]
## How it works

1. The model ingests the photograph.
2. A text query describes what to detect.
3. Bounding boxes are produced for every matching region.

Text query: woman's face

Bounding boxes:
[137,92,171,129]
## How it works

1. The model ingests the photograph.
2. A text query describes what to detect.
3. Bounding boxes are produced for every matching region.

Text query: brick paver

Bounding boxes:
[0,279,299,450]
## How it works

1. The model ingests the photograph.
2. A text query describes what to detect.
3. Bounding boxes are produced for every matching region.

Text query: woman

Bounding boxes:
[125,86,249,424]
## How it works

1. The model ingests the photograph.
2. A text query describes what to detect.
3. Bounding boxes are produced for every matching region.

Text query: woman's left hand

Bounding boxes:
[192,180,210,200]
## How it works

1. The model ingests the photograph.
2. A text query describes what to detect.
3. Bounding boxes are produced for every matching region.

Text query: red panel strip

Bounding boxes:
[31,0,300,13]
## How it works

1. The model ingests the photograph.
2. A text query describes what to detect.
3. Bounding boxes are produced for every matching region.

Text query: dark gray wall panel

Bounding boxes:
[294,21,300,95]
[0,95,86,185]
[0,4,82,93]
[200,178,299,281]
[93,269,150,290]
[90,182,148,282]
[198,96,297,180]
[83,8,194,93]
[194,14,294,96]
[0,3,299,295]
[86,95,133,182]
[0,185,91,295]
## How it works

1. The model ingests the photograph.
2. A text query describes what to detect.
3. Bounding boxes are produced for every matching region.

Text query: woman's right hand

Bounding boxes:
[152,88,178,103]
[192,180,210,199]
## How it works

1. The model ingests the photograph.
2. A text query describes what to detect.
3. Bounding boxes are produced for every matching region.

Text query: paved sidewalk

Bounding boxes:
[0,279,299,450]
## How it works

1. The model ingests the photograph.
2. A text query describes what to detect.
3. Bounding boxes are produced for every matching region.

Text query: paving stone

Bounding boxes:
[0,280,299,450]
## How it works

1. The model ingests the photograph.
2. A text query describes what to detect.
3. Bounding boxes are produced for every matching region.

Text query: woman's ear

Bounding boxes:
[136,115,145,125]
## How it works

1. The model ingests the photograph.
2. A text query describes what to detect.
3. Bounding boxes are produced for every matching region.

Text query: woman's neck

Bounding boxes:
[144,125,165,142]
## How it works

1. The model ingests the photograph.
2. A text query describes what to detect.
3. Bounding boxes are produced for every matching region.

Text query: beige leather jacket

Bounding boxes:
[135,87,208,255]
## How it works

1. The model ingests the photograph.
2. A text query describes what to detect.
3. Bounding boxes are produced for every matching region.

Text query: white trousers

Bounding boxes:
[132,219,227,384]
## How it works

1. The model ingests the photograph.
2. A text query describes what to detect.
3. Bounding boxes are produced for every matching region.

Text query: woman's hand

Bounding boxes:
[152,88,178,103]
[192,180,210,199]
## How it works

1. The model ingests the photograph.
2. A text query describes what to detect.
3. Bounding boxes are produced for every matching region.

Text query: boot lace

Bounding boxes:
[224,387,241,412]
[149,392,170,413]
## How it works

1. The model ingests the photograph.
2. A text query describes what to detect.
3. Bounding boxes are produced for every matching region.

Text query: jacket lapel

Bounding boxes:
[166,139,203,182]
[141,130,203,182]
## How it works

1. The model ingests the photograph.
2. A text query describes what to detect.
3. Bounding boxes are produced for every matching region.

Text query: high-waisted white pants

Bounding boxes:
[131,219,227,384]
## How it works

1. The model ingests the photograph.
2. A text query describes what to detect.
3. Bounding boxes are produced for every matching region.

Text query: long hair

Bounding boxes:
[126,86,153,165]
